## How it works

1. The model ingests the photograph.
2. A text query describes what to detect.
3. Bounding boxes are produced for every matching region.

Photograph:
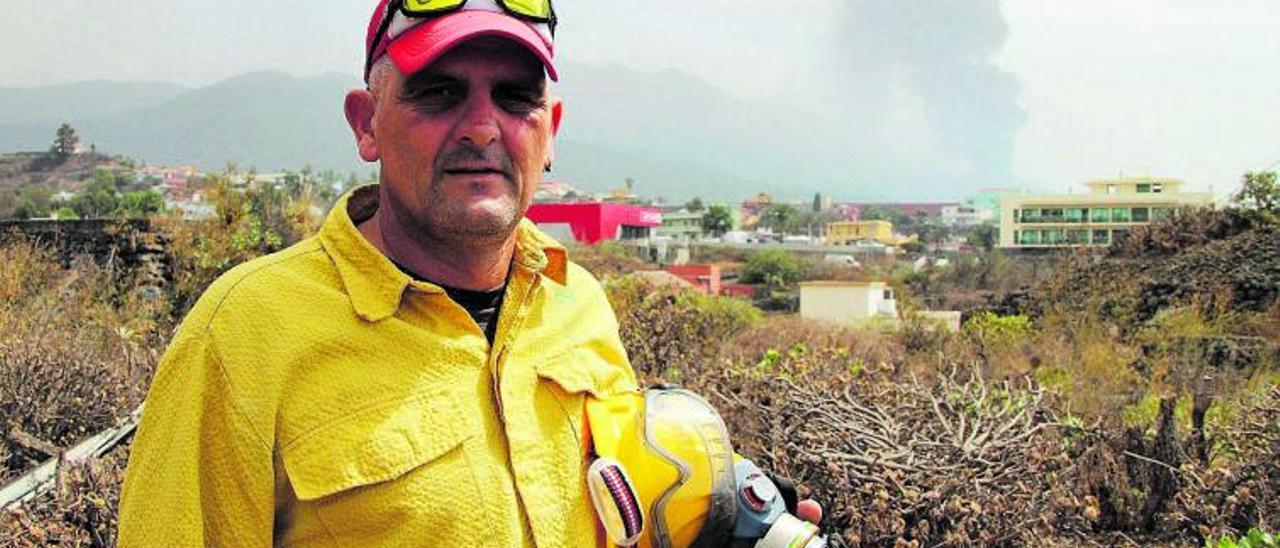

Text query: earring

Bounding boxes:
[543,161,553,173]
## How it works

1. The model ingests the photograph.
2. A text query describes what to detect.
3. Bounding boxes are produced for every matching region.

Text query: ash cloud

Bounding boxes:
[823,0,1027,187]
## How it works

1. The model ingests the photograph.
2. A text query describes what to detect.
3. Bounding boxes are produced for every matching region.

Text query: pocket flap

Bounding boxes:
[535,347,638,398]
[281,388,470,501]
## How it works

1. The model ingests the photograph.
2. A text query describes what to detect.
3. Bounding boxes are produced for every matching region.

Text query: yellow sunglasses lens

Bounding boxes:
[402,0,466,14]
[499,0,552,19]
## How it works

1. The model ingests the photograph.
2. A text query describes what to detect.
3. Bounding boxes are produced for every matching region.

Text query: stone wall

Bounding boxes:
[0,219,170,289]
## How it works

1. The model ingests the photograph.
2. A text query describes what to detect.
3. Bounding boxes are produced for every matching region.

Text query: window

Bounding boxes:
[1043,208,1064,222]
[883,289,893,300]
[1092,230,1110,245]
[1153,207,1172,221]
[1019,230,1041,245]
[1112,207,1131,222]
[1067,230,1089,244]
[1043,229,1063,245]
[1137,183,1151,193]
[1020,208,1041,223]
[1065,208,1086,223]
[620,225,650,240]
[1153,183,1164,193]
[1090,208,1111,222]
[1132,207,1149,222]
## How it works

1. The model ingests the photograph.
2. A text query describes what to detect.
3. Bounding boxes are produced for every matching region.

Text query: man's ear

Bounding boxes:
[345,90,379,162]
[550,97,563,137]
[547,97,563,167]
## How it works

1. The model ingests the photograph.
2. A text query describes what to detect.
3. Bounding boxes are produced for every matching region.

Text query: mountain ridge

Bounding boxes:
[0,66,960,202]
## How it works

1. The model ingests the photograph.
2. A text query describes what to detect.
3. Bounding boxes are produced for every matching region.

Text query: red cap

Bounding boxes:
[365,0,558,83]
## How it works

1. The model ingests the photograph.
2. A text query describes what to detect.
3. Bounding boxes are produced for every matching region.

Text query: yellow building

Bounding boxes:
[826,220,896,246]
[998,176,1213,248]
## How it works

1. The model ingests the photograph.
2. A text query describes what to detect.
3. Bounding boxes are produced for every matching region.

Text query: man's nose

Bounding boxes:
[457,95,500,149]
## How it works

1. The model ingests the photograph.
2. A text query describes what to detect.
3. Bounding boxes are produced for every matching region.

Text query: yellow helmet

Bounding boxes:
[587,388,737,547]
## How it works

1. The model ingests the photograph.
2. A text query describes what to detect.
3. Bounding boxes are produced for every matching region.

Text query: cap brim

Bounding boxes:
[386,11,558,82]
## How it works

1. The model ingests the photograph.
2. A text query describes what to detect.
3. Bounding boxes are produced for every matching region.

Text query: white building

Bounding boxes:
[940,203,995,226]
[799,281,898,323]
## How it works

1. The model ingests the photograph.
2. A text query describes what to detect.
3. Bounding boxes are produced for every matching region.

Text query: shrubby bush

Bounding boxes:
[0,238,161,484]
[606,276,761,382]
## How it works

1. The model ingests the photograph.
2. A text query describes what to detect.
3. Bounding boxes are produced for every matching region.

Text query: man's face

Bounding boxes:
[369,37,560,244]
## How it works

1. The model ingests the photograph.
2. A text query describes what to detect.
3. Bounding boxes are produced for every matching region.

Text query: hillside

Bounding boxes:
[0,68,776,201]
[0,152,128,194]
[0,66,973,202]
[0,81,186,125]
[1021,210,1280,325]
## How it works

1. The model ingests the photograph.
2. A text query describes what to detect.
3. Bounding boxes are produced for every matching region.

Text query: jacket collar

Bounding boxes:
[319,185,568,322]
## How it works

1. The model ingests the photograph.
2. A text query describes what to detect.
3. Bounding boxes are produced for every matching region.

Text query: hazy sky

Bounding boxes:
[3,0,1277,197]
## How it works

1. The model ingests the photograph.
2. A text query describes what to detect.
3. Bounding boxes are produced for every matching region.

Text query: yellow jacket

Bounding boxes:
[119,186,638,547]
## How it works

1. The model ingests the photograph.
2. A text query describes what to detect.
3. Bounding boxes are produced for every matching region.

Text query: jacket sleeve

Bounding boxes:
[118,326,276,547]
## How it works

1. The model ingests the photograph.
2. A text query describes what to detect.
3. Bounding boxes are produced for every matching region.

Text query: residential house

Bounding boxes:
[799,281,898,323]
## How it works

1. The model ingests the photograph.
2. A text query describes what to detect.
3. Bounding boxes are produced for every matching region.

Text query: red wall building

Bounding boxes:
[525,203,662,245]
[664,264,722,295]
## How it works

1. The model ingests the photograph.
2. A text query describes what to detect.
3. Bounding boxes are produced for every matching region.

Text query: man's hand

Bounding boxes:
[765,471,824,525]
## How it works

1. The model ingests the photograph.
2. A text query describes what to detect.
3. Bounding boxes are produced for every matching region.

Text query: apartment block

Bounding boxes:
[656,210,705,242]
[998,177,1212,249]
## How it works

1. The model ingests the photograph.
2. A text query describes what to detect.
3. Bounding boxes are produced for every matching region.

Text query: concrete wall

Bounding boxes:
[799,282,894,323]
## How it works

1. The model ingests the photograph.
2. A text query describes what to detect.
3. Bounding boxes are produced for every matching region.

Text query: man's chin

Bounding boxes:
[444,206,521,239]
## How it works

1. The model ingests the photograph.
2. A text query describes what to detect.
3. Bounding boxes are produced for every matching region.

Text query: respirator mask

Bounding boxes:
[585,387,827,548]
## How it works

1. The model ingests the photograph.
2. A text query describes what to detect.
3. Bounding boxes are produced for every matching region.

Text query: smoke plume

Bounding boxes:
[826,0,1027,186]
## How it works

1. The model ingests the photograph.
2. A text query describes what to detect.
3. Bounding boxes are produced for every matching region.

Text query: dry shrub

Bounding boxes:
[1031,324,1145,424]
[1055,386,1280,545]
[1112,207,1257,257]
[1175,385,1280,539]
[720,316,903,381]
[612,298,1073,545]
[567,242,652,279]
[154,212,285,317]
[607,276,761,382]
[0,449,128,547]
[0,238,162,482]
[706,362,1066,547]
[959,312,1038,378]
[0,232,63,303]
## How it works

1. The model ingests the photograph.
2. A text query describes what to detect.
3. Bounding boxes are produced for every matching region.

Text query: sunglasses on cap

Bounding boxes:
[365,0,558,81]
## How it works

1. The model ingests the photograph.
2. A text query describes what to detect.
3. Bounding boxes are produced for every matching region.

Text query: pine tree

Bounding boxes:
[52,123,79,157]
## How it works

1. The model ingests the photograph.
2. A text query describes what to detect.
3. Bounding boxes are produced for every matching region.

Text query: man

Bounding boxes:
[120,0,818,545]
[121,0,634,545]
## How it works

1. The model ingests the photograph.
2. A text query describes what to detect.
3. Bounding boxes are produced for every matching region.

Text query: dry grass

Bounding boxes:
[1,207,1277,546]
[0,239,162,483]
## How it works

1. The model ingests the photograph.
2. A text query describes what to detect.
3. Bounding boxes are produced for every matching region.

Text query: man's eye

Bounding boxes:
[403,83,464,108]
[495,88,544,114]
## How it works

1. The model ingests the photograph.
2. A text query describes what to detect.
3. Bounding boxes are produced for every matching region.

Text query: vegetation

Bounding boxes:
[51,124,80,160]
[1210,529,1279,548]
[1233,171,1278,218]
[1,172,1278,546]
[701,204,733,236]
[45,169,163,219]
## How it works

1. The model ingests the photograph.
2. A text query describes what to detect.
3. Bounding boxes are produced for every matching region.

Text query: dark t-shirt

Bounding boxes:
[391,260,505,344]
[439,284,505,344]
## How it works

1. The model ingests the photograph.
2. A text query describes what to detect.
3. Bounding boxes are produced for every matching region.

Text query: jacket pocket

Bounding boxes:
[278,385,484,546]
[281,386,473,501]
